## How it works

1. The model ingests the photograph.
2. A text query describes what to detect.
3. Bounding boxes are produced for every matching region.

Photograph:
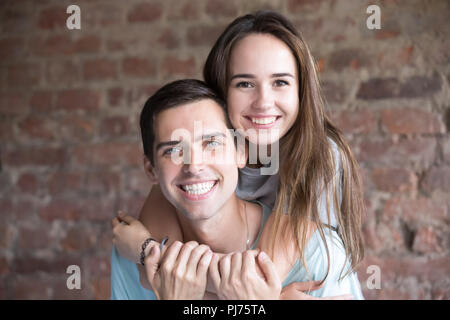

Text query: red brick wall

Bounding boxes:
[0,0,449,299]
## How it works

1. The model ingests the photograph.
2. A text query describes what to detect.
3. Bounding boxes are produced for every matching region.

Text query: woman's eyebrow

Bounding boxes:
[230,73,294,80]
[229,73,254,81]
[271,73,294,78]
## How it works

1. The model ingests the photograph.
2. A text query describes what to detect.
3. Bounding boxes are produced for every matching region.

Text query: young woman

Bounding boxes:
[113,10,365,298]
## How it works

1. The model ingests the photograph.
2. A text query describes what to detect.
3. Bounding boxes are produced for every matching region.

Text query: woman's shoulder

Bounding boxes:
[258,213,317,281]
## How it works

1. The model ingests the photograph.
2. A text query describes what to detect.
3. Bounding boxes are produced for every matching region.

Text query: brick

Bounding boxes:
[56,89,101,112]
[61,225,98,252]
[357,137,436,169]
[157,28,180,50]
[0,92,28,115]
[4,147,65,167]
[443,138,450,164]
[412,225,442,254]
[1,6,33,34]
[107,87,123,107]
[162,55,196,77]
[39,198,83,221]
[17,115,56,141]
[381,108,444,135]
[17,172,38,194]
[81,197,116,221]
[0,223,15,250]
[328,48,371,71]
[371,168,417,193]
[48,171,83,196]
[83,3,124,27]
[17,223,54,251]
[187,25,227,47]
[59,115,96,142]
[357,74,442,100]
[32,35,73,56]
[167,1,201,21]
[206,0,239,18]
[92,277,111,300]
[73,35,101,54]
[13,253,79,275]
[7,62,40,87]
[421,166,450,194]
[329,109,377,134]
[9,275,54,299]
[73,142,141,167]
[84,170,120,195]
[83,255,111,277]
[83,59,117,81]
[30,90,53,112]
[124,168,151,197]
[0,257,9,276]
[46,60,80,86]
[0,37,25,60]
[127,2,162,23]
[122,57,155,78]
[321,80,347,103]
[288,0,324,12]
[99,116,129,137]
[383,196,448,224]
[37,6,66,30]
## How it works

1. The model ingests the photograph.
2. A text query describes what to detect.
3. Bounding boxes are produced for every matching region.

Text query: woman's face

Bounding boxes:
[227,33,300,146]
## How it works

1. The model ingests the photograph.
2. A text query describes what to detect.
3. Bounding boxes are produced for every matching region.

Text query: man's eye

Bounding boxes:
[274,79,289,87]
[205,140,222,149]
[236,81,254,88]
[163,146,182,156]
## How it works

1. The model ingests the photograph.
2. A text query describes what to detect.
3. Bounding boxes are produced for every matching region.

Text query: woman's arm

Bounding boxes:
[112,184,183,264]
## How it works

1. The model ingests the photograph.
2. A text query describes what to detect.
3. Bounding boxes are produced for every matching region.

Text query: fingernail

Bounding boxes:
[259,251,268,260]
[149,246,154,256]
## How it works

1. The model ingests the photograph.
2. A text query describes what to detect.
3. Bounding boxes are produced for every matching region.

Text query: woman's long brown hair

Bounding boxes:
[204,10,365,281]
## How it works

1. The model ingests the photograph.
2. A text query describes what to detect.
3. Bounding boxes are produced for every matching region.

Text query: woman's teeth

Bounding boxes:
[181,182,215,195]
[251,117,276,125]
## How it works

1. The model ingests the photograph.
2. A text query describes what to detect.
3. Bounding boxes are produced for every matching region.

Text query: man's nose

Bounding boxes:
[182,146,205,174]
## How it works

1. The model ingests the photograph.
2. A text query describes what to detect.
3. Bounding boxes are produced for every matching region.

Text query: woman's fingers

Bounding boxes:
[257,251,280,288]
[159,241,183,274]
[174,241,198,276]
[209,253,221,290]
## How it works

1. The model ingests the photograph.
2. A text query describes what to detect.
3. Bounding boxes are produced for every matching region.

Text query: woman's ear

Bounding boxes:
[143,155,158,184]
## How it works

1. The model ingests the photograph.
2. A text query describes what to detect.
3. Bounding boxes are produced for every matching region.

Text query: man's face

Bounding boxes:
[151,99,242,221]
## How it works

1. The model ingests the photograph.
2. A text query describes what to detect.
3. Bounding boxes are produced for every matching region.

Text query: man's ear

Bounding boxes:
[143,155,158,184]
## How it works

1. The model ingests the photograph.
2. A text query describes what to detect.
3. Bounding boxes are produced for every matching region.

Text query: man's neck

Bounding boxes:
[176,196,249,254]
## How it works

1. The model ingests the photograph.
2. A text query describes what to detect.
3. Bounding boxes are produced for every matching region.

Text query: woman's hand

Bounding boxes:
[209,250,281,300]
[144,241,213,300]
[112,212,151,264]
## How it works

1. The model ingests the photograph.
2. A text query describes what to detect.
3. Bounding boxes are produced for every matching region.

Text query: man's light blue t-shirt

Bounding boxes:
[110,201,363,300]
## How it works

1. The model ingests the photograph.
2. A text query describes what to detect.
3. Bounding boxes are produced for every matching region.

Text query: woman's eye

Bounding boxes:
[274,79,289,87]
[236,81,254,88]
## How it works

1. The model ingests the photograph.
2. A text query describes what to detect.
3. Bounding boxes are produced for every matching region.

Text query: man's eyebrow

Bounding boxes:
[230,73,295,81]
[195,132,227,142]
[155,140,180,151]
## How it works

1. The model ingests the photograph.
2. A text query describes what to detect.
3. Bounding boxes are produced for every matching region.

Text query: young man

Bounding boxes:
[110,79,362,300]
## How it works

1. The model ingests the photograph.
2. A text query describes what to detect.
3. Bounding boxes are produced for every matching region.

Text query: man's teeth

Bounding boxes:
[181,182,215,195]
[251,117,276,125]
